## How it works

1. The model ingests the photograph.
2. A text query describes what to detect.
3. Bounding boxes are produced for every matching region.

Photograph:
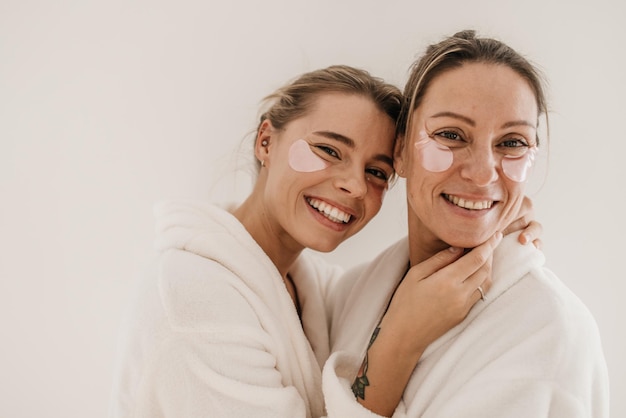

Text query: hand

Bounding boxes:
[353,232,502,416]
[381,232,502,354]
[503,195,543,249]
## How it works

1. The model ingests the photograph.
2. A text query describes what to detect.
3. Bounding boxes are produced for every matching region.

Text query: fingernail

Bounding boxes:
[520,232,529,244]
[448,246,462,253]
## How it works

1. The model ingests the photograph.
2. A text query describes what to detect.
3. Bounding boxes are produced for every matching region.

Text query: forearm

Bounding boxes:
[349,240,500,416]
[352,324,424,417]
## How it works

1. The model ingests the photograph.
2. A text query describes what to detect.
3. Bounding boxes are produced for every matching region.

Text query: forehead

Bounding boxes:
[306,92,388,125]
[293,92,396,148]
[418,63,538,123]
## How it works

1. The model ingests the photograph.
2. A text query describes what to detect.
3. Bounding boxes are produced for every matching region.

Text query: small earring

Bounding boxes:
[261,140,268,147]
[261,160,265,167]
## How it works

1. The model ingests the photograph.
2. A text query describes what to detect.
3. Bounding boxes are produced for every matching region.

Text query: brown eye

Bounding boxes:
[366,168,389,182]
[439,131,459,140]
[499,138,530,157]
[315,145,340,159]
[433,130,464,143]
[500,139,527,148]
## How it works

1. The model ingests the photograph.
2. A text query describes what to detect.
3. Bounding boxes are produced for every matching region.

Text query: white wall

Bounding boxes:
[1,0,624,416]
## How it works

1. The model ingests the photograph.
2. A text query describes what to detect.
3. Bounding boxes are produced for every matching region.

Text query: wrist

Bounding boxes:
[374,317,425,365]
[378,310,429,357]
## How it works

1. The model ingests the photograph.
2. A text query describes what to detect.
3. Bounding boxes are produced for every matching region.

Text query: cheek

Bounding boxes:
[363,185,386,219]
[405,172,437,213]
[498,182,527,226]
[288,139,329,172]
[358,178,394,224]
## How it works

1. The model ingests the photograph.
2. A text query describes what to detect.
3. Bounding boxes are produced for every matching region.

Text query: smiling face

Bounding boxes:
[257,92,396,253]
[395,62,538,256]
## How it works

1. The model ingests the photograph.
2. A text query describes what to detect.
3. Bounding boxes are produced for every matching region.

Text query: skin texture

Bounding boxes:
[415,129,536,182]
[233,79,542,418]
[357,62,540,416]
[395,62,538,264]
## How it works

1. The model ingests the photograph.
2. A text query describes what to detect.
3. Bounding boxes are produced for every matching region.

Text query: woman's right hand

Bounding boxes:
[352,232,502,416]
[382,231,502,353]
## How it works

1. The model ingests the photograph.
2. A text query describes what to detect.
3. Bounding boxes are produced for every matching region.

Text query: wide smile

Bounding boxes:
[442,193,495,211]
[306,197,353,224]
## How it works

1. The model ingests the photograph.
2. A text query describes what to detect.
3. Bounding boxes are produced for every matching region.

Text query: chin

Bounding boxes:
[308,240,342,253]
[442,231,492,250]
[312,246,340,254]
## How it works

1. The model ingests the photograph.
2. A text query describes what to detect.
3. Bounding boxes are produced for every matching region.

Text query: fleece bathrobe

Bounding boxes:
[109,201,344,418]
[323,234,609,417]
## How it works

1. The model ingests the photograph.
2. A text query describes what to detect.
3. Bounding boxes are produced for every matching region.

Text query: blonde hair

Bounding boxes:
[254,65,402,170]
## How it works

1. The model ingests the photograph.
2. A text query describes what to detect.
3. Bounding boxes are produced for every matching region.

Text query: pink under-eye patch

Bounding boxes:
[415,132,453,172]
[502,148,537,182]
[415,128,537,182]
[288,139,329,172]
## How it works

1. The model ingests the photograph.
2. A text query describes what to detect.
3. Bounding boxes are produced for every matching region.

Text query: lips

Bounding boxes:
[306,197,352,223]
[442,193,494,210]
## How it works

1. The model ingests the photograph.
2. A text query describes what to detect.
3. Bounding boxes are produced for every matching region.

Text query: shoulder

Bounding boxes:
[492,237,600,342]
[487,266,605,368]
[473,267,609,412]
[532,268,604,353]
[157,248,262,332]
[525,267,600,333]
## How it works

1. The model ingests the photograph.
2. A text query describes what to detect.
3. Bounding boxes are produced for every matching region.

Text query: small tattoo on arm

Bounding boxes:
[351,326,380,400]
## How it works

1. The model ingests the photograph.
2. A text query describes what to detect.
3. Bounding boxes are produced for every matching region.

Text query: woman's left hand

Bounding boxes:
[503,195,543,249]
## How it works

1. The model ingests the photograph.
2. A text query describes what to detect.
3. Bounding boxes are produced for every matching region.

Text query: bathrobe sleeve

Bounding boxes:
[132,249,316,418]
[322,350,396,418]
[321,264,396,418]
[136,327,309,417]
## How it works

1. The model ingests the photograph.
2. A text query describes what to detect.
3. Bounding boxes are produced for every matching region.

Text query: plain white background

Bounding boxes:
[1,0,624,416]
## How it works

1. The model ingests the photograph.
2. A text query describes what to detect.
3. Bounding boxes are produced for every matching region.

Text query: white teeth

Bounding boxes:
[444,194,493,210]
[306,198,352,223]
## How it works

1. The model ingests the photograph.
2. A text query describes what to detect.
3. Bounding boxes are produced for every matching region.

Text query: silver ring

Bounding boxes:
[477,286,486,301]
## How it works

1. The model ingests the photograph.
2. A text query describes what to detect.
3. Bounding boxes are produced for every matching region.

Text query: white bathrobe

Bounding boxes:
[323,234,609,417]
[109,201,344,418]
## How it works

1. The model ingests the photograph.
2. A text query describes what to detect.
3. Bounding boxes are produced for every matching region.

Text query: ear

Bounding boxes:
[393,134,407,178]
[255,119,274,164]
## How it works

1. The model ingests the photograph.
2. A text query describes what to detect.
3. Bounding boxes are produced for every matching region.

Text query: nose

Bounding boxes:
[459,149,499,186]
[333,168,368,199]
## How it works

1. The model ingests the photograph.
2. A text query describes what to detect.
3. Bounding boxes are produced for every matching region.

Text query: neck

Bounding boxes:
[233,194,303,278]
[406,217,452,267]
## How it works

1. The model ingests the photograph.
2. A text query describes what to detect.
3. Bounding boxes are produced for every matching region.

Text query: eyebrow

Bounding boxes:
[430,111,475,126]
[500,120,537,130]
[429,112,536,130]
[313,130,394,167]
[313,130,355,147]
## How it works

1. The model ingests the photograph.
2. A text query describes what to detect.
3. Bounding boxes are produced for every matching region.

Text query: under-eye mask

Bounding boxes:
[414,130,536,182]
[288,139,329,172]
[501,149,536,182]
[414,134,453,173]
